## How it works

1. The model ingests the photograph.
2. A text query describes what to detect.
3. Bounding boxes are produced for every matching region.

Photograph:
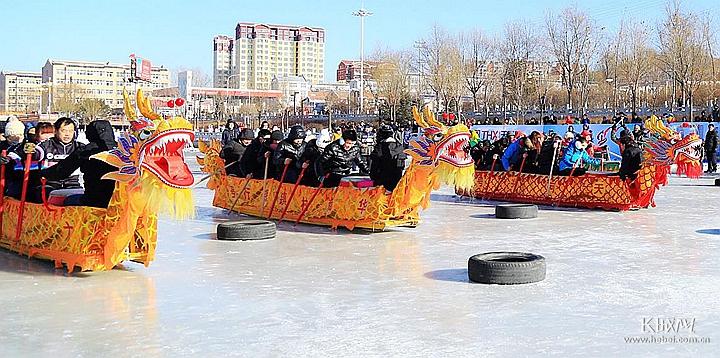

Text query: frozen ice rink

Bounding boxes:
[1,167,719,356]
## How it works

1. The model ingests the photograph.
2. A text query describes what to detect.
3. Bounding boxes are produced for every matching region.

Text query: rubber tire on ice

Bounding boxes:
[715,178,720,186]
[468,252,546,285]
[495,204,538,219]
[216,220,276,241]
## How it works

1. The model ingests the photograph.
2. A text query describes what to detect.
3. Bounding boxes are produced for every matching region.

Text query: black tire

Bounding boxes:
[495,204,538,219]
[217,220,276,241]
[715,178,720,186]
[468,252,546,285]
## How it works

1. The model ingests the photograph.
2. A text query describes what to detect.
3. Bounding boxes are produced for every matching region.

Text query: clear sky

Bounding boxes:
[1,0,718,83]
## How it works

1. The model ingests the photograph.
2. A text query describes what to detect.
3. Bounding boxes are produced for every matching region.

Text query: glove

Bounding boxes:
[24,142,36,154]
[0,155,10,165]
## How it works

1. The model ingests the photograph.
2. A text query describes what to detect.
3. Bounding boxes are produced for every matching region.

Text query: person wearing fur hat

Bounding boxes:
[240,128,272,179]
[221,128,254,177]
[273,125,307,183]
[320,129,369,188]
[558,136,601,176]
[0,116,26,152]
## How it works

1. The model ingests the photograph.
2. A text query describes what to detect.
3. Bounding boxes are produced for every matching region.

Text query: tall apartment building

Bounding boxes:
[232,22,325,90]
[0,71,42,113]
[41,59,170,109]
[213,35,236,88]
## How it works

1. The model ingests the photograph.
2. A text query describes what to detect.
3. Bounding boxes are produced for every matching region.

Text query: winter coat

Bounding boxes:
[221,126,240,146]
[619,142,643,181]
[35,137,82,189]
[501,139,525,171]
[704,130,718,152]
[369,137,406,191]
[320,139,368,177]
[299,139,324,187]
[240,139,264,179]
[537,140,560,175]
[272,140,306,183]
[40,120,117,208]
[558,141,601,172]
[221,140,249,176]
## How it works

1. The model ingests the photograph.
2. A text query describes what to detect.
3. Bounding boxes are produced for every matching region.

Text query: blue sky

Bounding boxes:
[1,0,718,83]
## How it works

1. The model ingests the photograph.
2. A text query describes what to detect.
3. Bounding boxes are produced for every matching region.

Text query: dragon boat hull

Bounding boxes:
[212,175,419,231]
[458,165,667,211]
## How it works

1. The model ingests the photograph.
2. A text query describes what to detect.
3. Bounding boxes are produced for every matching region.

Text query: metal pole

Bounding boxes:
[360,14,364,115]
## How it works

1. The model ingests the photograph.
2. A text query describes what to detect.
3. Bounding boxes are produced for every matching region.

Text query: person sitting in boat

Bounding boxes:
[471,140,492,170]
[0,118,32,199]
[537,134,563,175]
[617,135,643,181]
[35,118,84,193]
[299,138,324,187]
[32,122,55,143]
[39,120,118,207]
[240,128,272,179]
[257,130,284,180]
[0,116,24,152]
[501,135,535,171]
[273,125,307,183]
[370,124,406,192]
[557,137,601,176]
[320,129,369,188]
[221,128,254,177]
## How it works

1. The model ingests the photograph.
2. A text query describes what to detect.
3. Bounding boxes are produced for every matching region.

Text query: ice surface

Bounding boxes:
[1,161,718,356]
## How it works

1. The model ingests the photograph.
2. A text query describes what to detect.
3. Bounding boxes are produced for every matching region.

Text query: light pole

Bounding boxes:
[225,74,242,122]
[414,40,425,107]
[353,4,372,115]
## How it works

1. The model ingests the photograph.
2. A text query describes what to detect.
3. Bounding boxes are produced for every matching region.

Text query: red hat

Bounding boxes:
[580,130,591,138]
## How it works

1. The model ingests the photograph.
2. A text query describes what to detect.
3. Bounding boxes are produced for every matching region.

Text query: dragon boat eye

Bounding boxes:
[139,129,152,140]
[432,133,444,142]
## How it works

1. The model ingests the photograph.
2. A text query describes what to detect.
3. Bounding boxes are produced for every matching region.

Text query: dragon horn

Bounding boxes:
[423,105,444,128]
[136,88,161,120]
[122,88,137,121]
[412,106,429,128]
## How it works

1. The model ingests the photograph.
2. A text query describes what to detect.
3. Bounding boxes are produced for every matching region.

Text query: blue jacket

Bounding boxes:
[501,139,524,170]
[558,141,600,171]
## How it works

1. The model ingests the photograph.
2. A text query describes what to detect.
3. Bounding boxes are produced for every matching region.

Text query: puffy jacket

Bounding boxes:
[320,139,368,176]
[36,137,82,189]
[369,137,406,191]
[537,140,560,175]
[501,139,524,171]
[240,139,263,178]
[299,139,323,187]
[221,124,240,146]
[619,142,643,181]
[558,141,601,172]
[41,120,117,207]
[272,140,306,183]
[705,130,718,152]
[221,140,249,176]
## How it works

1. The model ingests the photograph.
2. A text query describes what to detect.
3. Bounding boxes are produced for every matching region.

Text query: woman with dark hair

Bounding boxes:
[33,122,54,143]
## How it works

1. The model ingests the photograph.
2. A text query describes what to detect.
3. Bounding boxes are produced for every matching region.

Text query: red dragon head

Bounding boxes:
[643,115,703,178]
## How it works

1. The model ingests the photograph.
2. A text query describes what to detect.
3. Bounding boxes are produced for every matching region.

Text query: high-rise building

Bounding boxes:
[232,22,325,90]
[213,35,236,88]
[41,59,170,109]
[0,71,42,113]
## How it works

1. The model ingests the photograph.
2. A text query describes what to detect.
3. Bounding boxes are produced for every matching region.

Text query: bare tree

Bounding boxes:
[617,20,656,115]
[372,48,413,122]
[500,20,539,123]
[545,6,596,111]
[460,29,496,114]
[420,25,453,111]
[657,0,714,119]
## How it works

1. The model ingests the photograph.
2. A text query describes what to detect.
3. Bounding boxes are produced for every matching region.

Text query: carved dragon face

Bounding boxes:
[91,88,194,219]
[644,116,702,178]
[405,106,475,191]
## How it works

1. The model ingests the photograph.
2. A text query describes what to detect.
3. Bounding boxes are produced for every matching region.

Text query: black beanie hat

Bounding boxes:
[342,129,358,141]
[270,130,284,141]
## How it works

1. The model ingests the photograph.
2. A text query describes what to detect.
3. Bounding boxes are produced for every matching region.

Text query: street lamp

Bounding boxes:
[414,40,426,107]
[225,74,242,122]
[353,5,372,115]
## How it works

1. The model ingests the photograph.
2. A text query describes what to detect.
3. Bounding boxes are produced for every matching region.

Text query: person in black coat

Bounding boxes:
[256,130,283,180]
[705,123,718,173]
[273,125,307,183]
[39,120,118,207]
[299,139,323,187]
[319,129,369,188]
[618,136,643,181]
[537,135,562,175]
[240,129,270,179]
[221,128,254,176]
[221,120,240,146]
[370,125,406,191]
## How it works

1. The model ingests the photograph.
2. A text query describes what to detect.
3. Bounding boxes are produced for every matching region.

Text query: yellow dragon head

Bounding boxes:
[405,106,475,191]
[643,115,703,178]
[91,88,195,219]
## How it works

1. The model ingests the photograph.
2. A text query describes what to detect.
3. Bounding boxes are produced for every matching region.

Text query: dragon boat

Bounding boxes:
[198,107,475,230]
[0,89,195,272]
[458,116,702,211]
